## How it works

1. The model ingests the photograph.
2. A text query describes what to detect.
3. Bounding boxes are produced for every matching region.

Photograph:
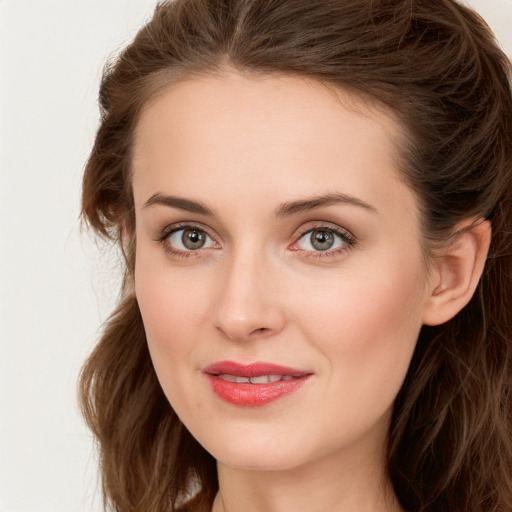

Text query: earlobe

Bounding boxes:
[422,219,491,326]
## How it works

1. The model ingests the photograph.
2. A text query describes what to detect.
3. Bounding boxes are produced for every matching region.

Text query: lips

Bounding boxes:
[203,361,312,407]
[217,374,295,383]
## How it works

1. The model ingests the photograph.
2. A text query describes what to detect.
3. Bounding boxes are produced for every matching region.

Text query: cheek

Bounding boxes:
[135,248,211,334]
[337,241,425,334]
[135,273,179,344]
[134,258,220,421]
[294,255,427,393]
[134,256,207,381]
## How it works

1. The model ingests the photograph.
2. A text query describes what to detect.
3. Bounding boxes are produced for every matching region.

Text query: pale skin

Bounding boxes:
[131,71,491,512]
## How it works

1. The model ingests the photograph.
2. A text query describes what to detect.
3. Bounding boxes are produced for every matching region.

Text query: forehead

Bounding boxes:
[131,71,416,223]
[133,71,402,160]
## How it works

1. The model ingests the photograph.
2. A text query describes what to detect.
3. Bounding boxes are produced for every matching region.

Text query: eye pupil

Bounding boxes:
[182,229,206,249]
[311,230,335,251]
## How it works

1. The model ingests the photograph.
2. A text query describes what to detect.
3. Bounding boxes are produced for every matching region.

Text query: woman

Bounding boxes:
[79,0,512,511]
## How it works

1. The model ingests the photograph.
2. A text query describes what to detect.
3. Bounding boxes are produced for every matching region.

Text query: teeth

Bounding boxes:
[218,374,237,382]
[250,375,271,384]
[218,374,296,384]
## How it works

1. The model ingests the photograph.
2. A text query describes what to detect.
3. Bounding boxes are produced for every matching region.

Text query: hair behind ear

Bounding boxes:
[389,214,512,511]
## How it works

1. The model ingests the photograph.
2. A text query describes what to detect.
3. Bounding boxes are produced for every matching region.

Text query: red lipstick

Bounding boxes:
[203,361,312,407]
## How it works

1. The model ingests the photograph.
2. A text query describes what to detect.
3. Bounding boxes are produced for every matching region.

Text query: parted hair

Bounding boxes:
[80,0,512,511]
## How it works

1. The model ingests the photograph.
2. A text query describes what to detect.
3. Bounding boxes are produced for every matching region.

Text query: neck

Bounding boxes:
[211,436,402,512]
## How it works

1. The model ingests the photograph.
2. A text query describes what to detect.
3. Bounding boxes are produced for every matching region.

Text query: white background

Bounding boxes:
[1,1,511,511]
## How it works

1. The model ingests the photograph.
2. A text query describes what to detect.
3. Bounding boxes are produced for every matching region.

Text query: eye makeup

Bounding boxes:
[156,222,220,259]
[289,221,357,261]
[155,219,357,261]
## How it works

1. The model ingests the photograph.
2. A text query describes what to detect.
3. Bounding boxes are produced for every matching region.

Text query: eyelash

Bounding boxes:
[158,222,217,259]
[291,223,357,259]
[157,222,357,260]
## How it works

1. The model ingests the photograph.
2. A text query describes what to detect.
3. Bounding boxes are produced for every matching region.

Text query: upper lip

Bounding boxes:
[203,360,311,378]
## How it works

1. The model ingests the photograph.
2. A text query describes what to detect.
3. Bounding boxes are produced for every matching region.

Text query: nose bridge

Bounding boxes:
[213,241,284,340]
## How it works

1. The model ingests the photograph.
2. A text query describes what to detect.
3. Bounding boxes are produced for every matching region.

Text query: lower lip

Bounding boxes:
[206,375,310,407]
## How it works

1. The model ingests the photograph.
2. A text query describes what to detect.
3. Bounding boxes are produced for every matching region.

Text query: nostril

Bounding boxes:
[251,327,268,335]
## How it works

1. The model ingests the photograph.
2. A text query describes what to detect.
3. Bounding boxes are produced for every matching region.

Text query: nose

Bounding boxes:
[212,248,286,341]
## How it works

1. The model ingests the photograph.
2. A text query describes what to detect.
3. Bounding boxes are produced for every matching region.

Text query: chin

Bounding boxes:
[191,424,316,472]
[214,446,306,472]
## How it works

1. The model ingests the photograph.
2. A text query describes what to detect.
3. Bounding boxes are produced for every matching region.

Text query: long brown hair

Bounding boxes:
[80,1,512,511]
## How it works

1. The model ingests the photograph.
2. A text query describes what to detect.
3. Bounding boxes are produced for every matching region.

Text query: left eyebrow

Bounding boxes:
[274,193,379,217]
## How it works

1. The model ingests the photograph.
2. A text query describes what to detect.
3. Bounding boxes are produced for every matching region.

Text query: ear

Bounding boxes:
[422,219,491,326]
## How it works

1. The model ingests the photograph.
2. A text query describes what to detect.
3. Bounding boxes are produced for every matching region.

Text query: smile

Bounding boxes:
[203,361,312,407]
[218,374,296,383]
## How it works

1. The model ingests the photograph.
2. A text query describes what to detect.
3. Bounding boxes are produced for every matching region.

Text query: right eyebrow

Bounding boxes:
[142,193,214,215]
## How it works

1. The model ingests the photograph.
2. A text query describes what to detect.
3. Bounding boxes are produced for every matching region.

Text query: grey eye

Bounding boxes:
[168,228,214,251]
[311,230,335,250]
[297,228,345,252]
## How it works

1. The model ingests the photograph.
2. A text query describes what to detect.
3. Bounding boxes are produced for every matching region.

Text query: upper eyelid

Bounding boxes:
[292,221,355,240]
[293,228,354,249]
[158,220,356,247]
[160,221,217,240]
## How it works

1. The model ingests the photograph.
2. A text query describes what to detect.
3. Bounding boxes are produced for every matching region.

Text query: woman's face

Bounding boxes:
[132,72,436,472]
